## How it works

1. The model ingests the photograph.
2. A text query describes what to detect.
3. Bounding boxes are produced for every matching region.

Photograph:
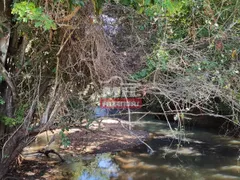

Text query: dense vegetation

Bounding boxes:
[0,0,239,177]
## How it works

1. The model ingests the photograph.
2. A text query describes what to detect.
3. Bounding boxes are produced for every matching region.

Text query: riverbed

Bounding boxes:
[7,119,240,180]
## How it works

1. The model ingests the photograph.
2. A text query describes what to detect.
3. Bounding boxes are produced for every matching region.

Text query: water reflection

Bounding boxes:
[111,121,240,180]
[77,154,119,180]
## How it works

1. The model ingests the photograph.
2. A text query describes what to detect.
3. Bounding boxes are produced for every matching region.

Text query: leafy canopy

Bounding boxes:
[12,1,56,30]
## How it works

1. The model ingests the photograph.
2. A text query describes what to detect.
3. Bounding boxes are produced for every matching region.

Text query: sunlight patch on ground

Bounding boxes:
[160,146,202,156]
[25,172,35,176]
[219,165,240,174]
[158,165,193,175]
[182,137,205,144]
[228,140,240,145]
[210,173,240,180]
[115,156,139,164]
[115,155,158,170]
[121,161,158,170]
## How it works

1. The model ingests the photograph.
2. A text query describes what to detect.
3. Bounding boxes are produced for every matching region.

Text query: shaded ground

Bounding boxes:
[6,159,61,180]
[66,119,149,154]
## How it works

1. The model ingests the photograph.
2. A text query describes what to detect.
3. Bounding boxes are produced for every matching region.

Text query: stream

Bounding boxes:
[21,119,240,180]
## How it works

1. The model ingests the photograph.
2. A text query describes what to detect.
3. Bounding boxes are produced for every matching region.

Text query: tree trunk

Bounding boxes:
[0,0,91,177]
[0,0,12,138]
[0,127,29,179]
[0,2,30,177]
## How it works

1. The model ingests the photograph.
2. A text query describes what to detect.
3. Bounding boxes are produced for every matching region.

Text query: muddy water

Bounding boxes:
[23,120,240,180]
[113,121,240,180]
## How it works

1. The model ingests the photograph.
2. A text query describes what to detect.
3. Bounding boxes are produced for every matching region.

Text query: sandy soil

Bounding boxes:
[66,118,149,154]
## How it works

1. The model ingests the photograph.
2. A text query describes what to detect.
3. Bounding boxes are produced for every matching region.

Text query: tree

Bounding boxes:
[0,0,239,177]
[0,0,119,177]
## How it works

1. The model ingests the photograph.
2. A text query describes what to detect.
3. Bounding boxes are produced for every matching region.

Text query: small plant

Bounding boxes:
[12,1,56,30]
[131,48,169,80]
[1,104,28,127]
[0,97,5,105]
[59,128,71,148]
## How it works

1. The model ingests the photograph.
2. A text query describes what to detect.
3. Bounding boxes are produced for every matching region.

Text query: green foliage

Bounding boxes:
[124,0,240,124]
[59,128,71,148]
[132,48,169,80]
[71,0,85,7]
[12,1,57,30]
[1,115,23,127]
[0,97,5,105]
[3,154,10,159]
[1,116,17,127]
[0,104,28,127]
[0,75,3,83]
[92,0,105,14]
[118,0,189,17]
[131,59,155,80]
[131,0,240,80]
[94,0,188,16]
[15,104,28,122]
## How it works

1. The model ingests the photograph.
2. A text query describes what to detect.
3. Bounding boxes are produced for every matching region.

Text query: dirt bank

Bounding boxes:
[6,119,149,179]
[66,118,149,154]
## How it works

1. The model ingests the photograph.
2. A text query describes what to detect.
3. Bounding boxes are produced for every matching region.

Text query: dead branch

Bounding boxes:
[37,149,65,162]
[56,6,81,23]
